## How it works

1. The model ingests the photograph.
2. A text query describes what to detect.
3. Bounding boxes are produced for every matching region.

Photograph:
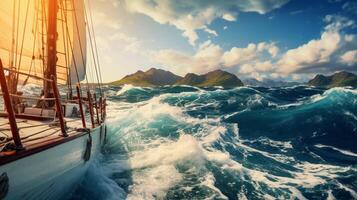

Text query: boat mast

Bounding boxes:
[44,0,58,99]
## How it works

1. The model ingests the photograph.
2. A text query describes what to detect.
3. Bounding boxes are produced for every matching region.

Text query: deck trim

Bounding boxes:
[0,112,53,121]
[0,123,104,166]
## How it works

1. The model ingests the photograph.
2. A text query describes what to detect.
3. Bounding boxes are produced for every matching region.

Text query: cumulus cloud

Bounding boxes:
[93,11,122,30]
[340,50,357,66]
[154,40,223,74]
[277,31,341,73]
[109,32,144,54]
[91,0,160,59]
[222,44,259,67]
[239,61,273,74]
[222,42,279,67]
[154,40,278,75]
[342,1,357,14]
[277,15,357,74]
[154,14,357,80]
[124,0,289,45]
[324,15,355,32]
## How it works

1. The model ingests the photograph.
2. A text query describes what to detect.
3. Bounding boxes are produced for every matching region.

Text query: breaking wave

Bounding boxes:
[72,86,357,200]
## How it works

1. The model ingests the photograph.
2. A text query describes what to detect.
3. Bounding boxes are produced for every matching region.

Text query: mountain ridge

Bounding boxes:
[111,68,182,87]
[111,69,357,88]
[111,68,244,87]
[308,71,357,88]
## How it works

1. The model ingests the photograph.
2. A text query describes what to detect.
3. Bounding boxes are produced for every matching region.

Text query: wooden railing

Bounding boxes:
[76,85,87,129]
[51,75,67,137]
[0,58,106,150]
[87,91,95,129]
[0,60,23,149]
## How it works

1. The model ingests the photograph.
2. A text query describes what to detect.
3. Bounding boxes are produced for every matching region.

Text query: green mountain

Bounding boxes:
[308,71,357,88]
[111,68,182,87]
[175,73,205,86]
[177,70,243,87]
[111,68,244,87]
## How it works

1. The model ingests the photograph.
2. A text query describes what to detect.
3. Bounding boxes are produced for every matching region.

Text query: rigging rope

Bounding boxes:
[84,2,102,96]
[41,0,48,83]
[14,0,21,72]
[70,0,89,93]
[87,0,104,88]
[10,0,16,69]
[58,0,72,99]
[23,0,41,87]
[58,0,82,91]
[16,0,31,85]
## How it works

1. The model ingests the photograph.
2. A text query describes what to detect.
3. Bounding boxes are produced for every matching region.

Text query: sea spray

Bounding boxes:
[71,86,357,200]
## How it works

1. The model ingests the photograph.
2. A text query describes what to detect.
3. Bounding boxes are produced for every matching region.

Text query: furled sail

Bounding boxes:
[0,0,86,85]
[57,0,87,84]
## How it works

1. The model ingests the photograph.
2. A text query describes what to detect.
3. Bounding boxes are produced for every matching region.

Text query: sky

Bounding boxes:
[90,0,357,82]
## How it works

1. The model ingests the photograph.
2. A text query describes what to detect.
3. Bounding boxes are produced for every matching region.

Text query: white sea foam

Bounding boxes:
[310,87,357,103]
[171,84,203,91]
[315,144,357,157]
[223,110,248,119]
[326,190,336,200]
[78,160,127,200]
[113,100,298,197]
[105,96,232,198]
[238,139,295,163]
[202,139,354,198]
[127,165,182,200]
[129,134,205,169]
[336,181,357,199]
[288,188,308,200]
[233,86,263,94]
[344,111,357,121]
[201,173,228,200]
[99,90,357,199]
[277,101,304,109]
[116,84,146,95]
[237,192,248,200]
[253,137,293,150]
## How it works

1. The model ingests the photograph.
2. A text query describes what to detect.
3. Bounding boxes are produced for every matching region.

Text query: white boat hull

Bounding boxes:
[0,124,106,200]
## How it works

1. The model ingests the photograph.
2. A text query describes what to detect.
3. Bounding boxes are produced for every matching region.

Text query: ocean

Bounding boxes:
[71,85,357,200]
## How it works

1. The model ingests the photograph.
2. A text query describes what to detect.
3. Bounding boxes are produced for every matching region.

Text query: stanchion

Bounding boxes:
[0,60,23,149]
[87,91,95,128]
[76,85,86,128]
[51,75,67,137]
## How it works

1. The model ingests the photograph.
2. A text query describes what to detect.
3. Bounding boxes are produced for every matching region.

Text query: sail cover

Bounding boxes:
[0,0,86,85]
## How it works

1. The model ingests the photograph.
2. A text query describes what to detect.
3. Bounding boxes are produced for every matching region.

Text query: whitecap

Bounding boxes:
[344,111,357,121]
[315,144,357,157]
[116,84,146,95]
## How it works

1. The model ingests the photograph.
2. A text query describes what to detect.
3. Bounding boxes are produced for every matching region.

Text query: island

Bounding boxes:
[110,68,357,88]
[308,71,357,88]
[110,68,244,87]
[111,68,182,87]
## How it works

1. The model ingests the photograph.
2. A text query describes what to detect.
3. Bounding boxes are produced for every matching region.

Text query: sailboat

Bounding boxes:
[0,0,106,199]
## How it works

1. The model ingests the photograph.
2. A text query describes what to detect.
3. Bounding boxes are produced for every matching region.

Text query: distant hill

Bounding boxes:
[308,71,357,88]
[243,78,300,87]
[111,68,182,87]
[175,73,205,86]
[111,68,244,87]
[176,70,243,87]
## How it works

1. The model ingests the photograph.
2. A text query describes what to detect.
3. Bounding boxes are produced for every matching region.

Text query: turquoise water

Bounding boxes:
[72,85,357,200]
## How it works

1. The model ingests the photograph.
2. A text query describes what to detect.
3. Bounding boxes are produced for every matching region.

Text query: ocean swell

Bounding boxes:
[71,86,357,200]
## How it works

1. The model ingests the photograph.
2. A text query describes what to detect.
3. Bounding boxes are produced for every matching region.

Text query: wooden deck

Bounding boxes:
[0,115,97,164]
